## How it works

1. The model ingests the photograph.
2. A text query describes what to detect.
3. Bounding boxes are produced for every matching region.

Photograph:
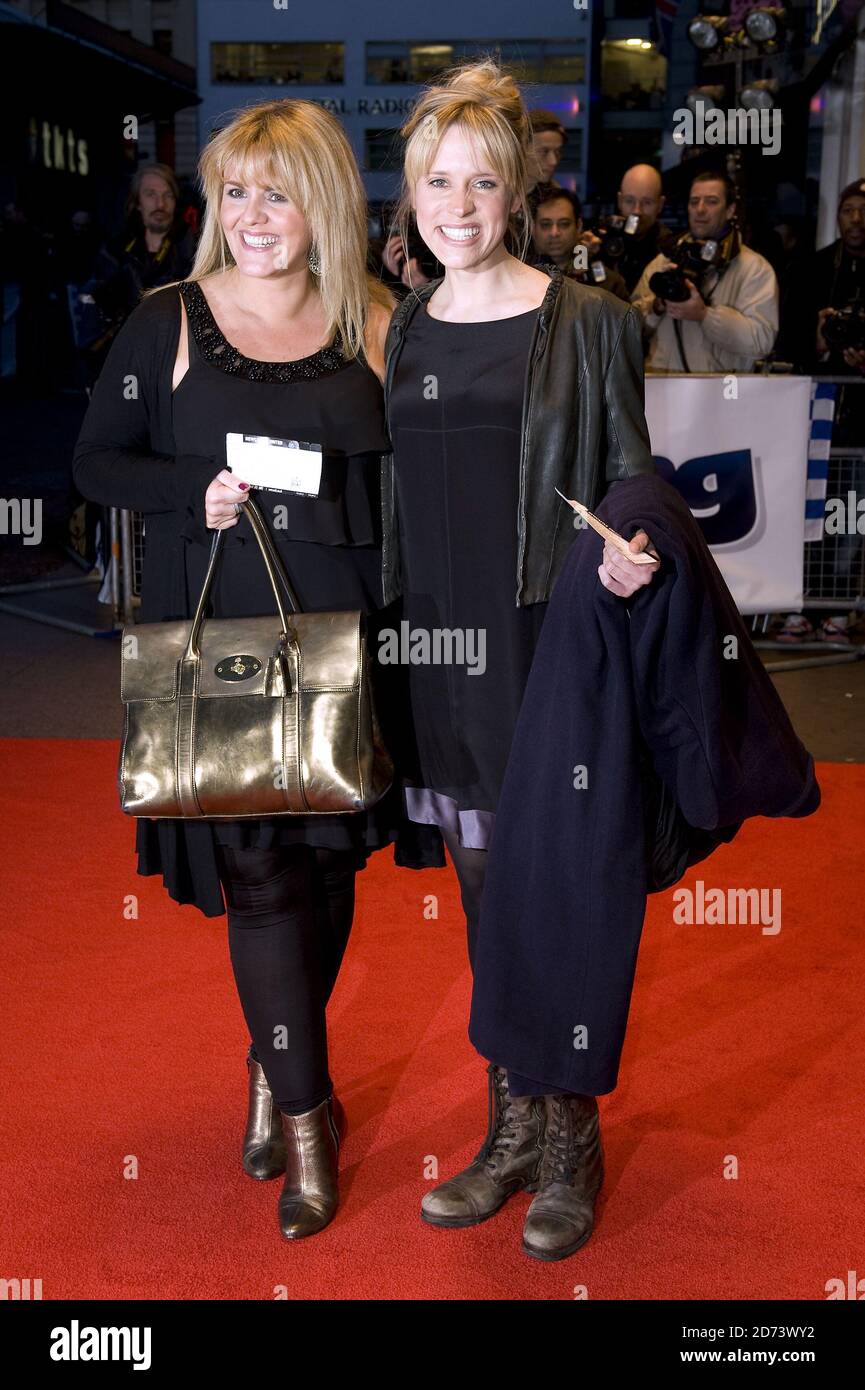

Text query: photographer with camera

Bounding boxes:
[531,188,629,301]
[775,180,865,647]
[631,171,778,372]
[814,180,865,377]
[597,164,677,294]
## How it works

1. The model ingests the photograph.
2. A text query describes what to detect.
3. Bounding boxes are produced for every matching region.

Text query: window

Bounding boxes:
[601,40,667,112]
[211,43,344,85]
[366,40,585,86]
[152,29,173,57]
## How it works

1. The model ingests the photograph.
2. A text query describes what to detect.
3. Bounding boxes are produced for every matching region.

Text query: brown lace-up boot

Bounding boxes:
[522,1092,604,1261]
[421,1064,546,1228]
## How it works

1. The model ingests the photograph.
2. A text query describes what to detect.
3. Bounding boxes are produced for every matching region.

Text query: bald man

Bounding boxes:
[613,164,678,293]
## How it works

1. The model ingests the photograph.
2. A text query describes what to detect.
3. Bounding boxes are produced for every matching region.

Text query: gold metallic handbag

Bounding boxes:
[118,495,393,818]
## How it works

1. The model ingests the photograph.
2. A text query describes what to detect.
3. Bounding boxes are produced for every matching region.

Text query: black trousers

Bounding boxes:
[214,843,357,1115]
[440,827,571,1099]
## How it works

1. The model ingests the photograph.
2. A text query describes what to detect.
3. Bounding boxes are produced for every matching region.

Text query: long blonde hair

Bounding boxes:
[187,99,390,358]
[394,59,533,273]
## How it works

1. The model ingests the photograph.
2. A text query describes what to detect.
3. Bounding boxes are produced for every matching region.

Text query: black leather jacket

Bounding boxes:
[380,265,656,607]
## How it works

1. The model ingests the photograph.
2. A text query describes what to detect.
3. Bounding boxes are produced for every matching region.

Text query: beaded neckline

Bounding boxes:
[180,279,348,383]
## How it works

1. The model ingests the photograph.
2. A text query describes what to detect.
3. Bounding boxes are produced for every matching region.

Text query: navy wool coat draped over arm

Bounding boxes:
[468,473,821,1096]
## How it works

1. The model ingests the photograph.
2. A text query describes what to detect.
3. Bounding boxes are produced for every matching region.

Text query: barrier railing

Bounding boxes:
[753,375,864,670]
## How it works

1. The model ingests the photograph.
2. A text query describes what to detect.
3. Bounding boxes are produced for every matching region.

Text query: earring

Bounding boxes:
[307,244,322,276]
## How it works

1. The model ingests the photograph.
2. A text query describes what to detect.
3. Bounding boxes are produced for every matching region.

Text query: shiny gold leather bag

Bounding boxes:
[118,495,393,818]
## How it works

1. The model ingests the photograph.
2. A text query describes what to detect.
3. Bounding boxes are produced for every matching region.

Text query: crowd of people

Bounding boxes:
[378,106,865,386]
[5,100,862,629]
[10,115,864,404]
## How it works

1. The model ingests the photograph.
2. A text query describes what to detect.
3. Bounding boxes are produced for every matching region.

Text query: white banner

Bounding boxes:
[644,375,812,615]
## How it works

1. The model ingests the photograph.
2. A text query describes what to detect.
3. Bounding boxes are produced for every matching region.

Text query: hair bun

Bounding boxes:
[444,59,525,127]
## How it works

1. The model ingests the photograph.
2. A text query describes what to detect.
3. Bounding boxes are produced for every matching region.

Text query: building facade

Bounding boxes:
[195,0,592,203]
[1,0,199,234]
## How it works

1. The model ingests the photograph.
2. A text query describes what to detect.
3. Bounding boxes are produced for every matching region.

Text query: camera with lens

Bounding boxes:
[648,233,727,303]
[595,213,640,262]
[822,303,865,352]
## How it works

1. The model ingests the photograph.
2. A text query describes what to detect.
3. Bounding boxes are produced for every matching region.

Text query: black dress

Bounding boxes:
[135,279,442,916]
[388,303,548,849]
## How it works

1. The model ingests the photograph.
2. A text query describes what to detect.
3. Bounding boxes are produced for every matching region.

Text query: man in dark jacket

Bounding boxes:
[531,188,630,302]
[105,164,198,326]
[775,179,865,644]
[609,163,678,295]
[779,179,865,380]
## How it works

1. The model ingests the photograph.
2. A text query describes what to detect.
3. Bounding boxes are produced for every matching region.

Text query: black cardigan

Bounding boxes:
[73,286,225,622]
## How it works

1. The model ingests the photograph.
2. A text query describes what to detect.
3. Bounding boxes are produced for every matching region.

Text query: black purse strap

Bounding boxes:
[184,494,302,660]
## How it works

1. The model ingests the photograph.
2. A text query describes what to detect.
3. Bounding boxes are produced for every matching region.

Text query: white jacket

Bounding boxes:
[631,243,778,372]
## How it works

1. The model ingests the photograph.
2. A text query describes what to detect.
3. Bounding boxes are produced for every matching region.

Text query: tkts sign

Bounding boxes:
[28,117,90,176]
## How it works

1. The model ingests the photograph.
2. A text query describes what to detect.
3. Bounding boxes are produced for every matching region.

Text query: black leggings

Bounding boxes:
[215,843,357,1115]
[441,827,568,1100]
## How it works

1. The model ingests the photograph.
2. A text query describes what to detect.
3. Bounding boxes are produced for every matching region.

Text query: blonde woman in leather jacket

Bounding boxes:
[381,59,660,1262]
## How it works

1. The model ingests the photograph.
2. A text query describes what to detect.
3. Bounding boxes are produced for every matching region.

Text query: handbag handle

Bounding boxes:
[183,494,302,661]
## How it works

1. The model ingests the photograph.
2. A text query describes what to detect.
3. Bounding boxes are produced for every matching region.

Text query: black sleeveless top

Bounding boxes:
[134,279,443,912]
[171,279,389,617]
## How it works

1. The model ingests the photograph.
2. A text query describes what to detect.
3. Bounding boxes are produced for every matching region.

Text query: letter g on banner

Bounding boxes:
[653,449,757,546]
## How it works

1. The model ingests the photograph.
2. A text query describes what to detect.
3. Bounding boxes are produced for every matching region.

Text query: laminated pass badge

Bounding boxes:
[554,487,658,565]
[226,433,323,496]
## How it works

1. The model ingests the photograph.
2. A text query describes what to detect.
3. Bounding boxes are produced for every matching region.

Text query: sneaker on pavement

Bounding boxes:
[820,617,851,644]
[776,614,815,643]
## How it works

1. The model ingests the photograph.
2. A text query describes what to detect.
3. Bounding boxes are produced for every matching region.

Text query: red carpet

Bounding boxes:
[1,739,862,1300]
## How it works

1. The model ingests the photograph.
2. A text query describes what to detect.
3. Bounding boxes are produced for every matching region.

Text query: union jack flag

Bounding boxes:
[655,0,682,55]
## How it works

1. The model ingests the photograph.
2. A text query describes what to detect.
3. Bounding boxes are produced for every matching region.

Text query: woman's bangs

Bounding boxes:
[415,114,508,186]
[219,137,297,205]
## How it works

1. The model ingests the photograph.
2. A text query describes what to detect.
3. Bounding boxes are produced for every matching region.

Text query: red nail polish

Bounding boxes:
[238,482,249,490]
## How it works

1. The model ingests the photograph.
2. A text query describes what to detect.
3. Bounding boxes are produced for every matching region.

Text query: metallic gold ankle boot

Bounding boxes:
[522,1093,604,1261]
[420,1064,545,1228]
[277,1096,342,1240]
[242,1053,286,1181]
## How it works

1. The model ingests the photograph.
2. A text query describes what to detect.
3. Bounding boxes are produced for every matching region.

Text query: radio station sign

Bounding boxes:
[310,97,417,117]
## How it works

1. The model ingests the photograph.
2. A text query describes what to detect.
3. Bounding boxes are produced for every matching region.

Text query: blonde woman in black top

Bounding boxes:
[74,99,442,1243]
[382,61,660,1261]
